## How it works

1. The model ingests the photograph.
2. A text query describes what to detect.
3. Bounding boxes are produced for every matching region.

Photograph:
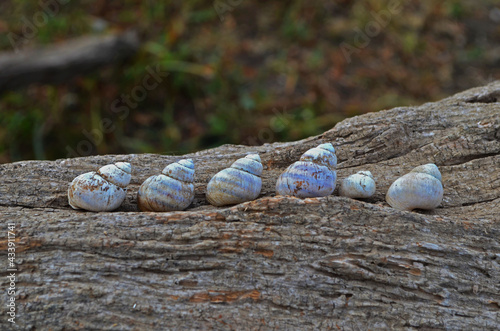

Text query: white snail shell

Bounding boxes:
[275,143,337,198]
[206,154,262,206]
[386,163,443,211]
[68,162,132,212]
[137,159,195,212]
[339,171,376,199]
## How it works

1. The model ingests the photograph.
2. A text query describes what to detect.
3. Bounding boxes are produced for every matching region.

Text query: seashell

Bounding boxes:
[68,162,132,212]
[137,159,195,212]
[275,143,337,198]
[386,163,443,211]
[339,171,376,199]
[206,154,262,206]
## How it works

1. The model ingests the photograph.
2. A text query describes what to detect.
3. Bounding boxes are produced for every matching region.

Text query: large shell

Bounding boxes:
[339,171,376,199]
[68,162,131,212]
[386,163,443,211]
[137,159,195,212]
[206,154,262,206]
[275,143,337,198]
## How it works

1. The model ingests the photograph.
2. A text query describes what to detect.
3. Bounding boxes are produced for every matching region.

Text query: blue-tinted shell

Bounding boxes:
[137,159,195,212]
[386,163,443,211]
[206,154,262,206]
[68,162,132,212]
[275,143,337,198]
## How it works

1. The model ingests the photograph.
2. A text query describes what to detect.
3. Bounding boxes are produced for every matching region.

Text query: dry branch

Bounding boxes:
[0,31,139,93]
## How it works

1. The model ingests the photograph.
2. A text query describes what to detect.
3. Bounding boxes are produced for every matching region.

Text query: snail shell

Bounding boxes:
[137,159,195,212]
[275,143,337,198]
[386,163,443,211]
[68,162,131,212]
[206,154,262,206]
[339,171,376,199]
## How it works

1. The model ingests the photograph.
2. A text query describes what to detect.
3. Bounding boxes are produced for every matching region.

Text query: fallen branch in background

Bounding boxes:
[0,31,140,93]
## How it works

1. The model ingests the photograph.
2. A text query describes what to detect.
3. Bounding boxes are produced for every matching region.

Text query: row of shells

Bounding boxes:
[68,143,443,213]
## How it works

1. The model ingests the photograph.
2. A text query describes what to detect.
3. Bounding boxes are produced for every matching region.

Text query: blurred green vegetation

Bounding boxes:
[0,0,499,162]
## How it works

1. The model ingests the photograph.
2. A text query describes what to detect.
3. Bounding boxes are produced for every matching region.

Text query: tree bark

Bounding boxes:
[0,82,499,330]
[0,31,139,94]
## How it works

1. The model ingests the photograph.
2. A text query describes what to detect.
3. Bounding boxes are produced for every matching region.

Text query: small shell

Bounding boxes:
[68,162,132,212]
[206,154,262,206]
[275,143,337,198]
[386,163,443,211]
[137,159,195,212]
[339,171,376,199]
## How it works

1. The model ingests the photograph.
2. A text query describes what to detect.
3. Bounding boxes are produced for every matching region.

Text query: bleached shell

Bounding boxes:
[206,154,262,206]
[339,171,376,198]
[68,162,131,212]
[275,143,337,198]
[137,159,195,212]
[386,164,443,211]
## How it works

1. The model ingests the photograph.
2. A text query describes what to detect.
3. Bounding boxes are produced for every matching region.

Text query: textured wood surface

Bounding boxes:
[0,82,499,330]
[0,31,139,93]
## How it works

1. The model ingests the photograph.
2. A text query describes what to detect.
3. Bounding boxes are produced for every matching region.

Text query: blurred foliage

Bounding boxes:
[0,0,499,162]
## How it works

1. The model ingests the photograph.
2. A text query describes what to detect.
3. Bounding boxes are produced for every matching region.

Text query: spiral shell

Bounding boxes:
[339,171,376,199]
[386,163,443,211]
[206,154,262,206]
[68,162,131,212]
[137,159,195,212]
[275,143,337,198]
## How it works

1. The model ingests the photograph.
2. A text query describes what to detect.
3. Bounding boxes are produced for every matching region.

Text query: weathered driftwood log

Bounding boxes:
[0,82,499,330]
[0,31,139,93]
